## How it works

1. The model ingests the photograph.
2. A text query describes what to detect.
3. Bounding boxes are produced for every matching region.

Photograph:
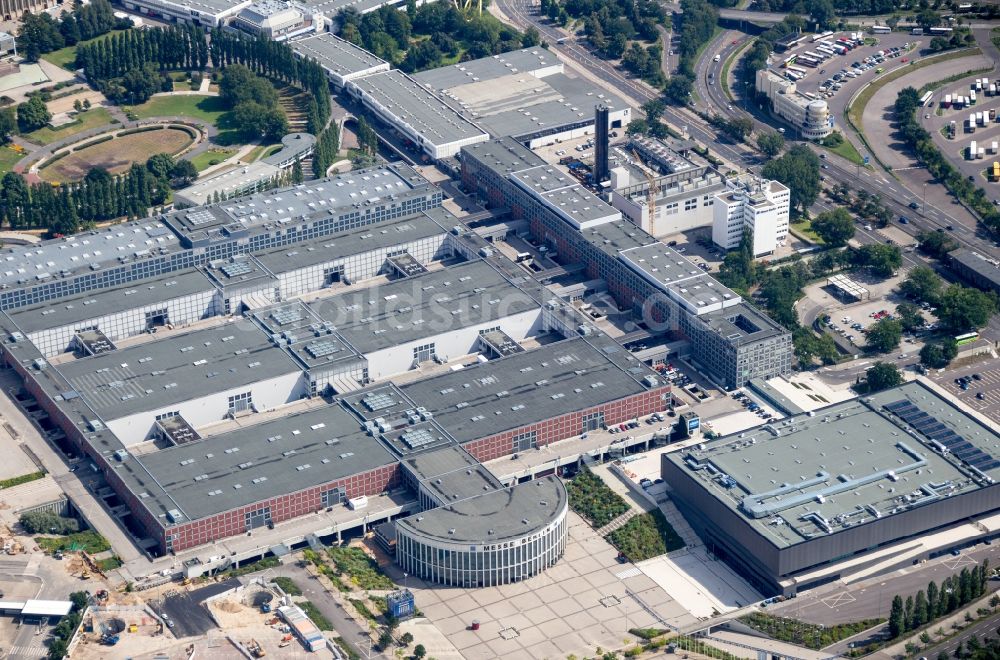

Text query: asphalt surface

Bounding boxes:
[768,543,1000,627]
[928,355,1000,426]
[155,578,241,638]
[922,610,1000,658]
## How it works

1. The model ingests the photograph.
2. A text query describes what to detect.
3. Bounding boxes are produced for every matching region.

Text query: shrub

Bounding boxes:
[299,601,332,630]
[20,511,79,535]
[327,546,394,590]
[607,510,685,562]
[567,468,630,527]
[272,576,302,596]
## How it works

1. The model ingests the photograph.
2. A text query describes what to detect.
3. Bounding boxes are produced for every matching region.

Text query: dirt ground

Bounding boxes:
[47,90,107,115]
[40,128,194,182]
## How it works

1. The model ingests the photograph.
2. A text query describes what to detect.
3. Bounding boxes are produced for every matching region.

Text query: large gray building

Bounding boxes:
[661,381,1000,595]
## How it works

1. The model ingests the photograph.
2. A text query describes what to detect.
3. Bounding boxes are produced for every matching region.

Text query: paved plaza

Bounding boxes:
[401,512,700,659]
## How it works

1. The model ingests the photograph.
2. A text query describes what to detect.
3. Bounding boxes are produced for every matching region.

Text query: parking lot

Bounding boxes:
[930,355,1000,426]
[777,32,916,103]
[922,76,1000,184]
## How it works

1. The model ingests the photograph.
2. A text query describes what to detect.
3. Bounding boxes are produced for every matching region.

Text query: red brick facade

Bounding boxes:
[164,464,401,552]
[464,386,670,462]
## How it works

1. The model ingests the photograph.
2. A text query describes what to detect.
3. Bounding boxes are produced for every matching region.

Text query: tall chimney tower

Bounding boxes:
[594,104,609,185]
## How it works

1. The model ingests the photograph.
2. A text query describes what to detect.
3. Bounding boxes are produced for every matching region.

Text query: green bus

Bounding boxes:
[955,332,979,346]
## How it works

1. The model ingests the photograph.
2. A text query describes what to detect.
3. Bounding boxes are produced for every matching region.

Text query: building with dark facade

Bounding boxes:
[949,248,1000,294]
[661,381,1000,595]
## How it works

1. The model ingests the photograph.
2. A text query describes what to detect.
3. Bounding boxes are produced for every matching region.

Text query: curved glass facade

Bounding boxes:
[395,503,568,587]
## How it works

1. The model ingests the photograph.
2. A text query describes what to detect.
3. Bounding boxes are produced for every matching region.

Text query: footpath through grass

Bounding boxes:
[819,136,865,166]
[23,108,114,146]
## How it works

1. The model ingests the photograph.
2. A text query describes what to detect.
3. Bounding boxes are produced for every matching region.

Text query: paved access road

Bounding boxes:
[922,610,1000,658]
[768,543,999,627]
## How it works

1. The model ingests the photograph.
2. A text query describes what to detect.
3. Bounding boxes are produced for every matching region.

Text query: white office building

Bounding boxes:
[756,69,833,140]
[712,177,790,256]
[611,166,727,238]
[230,0,322,40]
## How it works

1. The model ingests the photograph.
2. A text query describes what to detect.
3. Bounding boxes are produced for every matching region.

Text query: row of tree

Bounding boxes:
[76,27,331,133]
[898,265,999,333]
[888,561,992,639]
[675,0,717,78]
[17,0,127,62]
[0,165,156,235]
[311,119,342,178]
[895,86,1000,237]
[761,144,821,215]
[46,592,89,660]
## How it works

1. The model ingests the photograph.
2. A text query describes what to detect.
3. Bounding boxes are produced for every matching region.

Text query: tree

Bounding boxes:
[379,630,393,650]
[233,102,288,141]
[522,26,540,47]
[19,511,79,534]
[935,285,998,333]
[357,116,378,155]
[762,145,820,214]
[927,581,939,621]
[865,318,902,353]
[641,99,665,124]
[145,153,176,180]
[867,362,902,392]
[895,302,924,333]
[854,243,901,278]
[0,108,16,144]
[722,116,753,142]
[889,594,906,638]
[757,131,785,158]
[219,64,279,109]
[811,207,855,247]
[400,632,414,645]
[414,644,427,659]
[913,590,929,629]
[899,266,943,304]
[16,96,51,132]
[917,339,958,370]
[170,159,198,187]
[664,75,693,105]
[917,231,958,259]
[291,158,304,185]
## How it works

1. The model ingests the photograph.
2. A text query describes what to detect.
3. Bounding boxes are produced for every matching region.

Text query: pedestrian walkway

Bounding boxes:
[659,498,702,549]
[596,507,641,536]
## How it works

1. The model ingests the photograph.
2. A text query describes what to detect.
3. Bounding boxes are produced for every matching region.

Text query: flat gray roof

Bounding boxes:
[254,210,448,275]
[699,303,788,345]
[203,254,276,291]
[619,243,704,287]
[951,248,1000,288]
[462,137,546,176]
[291,32,388,80]
[580,219,657,258]
[298,0,398,18]
[666,381,1000,549]
[138,403,396,521]
[412,48,560,89]
[395,475,565,544]
[9,268,214,334]
[308,260,539,354]
[413,49,628,140]
[56,321,300,420]
[249,300,363,372]
[401,443,502,505]
[0,221,182,289]
[401,336,657,443]
[162,164,430,245]
[350,70,489,146]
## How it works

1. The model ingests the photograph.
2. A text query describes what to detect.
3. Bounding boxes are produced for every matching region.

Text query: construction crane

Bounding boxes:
[632,149,659,225]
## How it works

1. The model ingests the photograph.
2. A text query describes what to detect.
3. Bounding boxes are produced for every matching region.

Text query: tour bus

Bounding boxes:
[955,332,979,346]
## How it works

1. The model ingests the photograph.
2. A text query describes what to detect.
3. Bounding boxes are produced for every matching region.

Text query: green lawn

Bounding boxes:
[790,218,825,245]
[128,95,228,125]
[240,142,279,163]
[819,136,865,166]
[36,530,111,555]
[0,146,22,176]
[22,108,114,146]
[41,30,127,71]
[188,147,236,172]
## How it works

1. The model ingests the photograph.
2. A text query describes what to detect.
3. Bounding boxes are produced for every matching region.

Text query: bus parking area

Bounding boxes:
[773,30,918,104]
